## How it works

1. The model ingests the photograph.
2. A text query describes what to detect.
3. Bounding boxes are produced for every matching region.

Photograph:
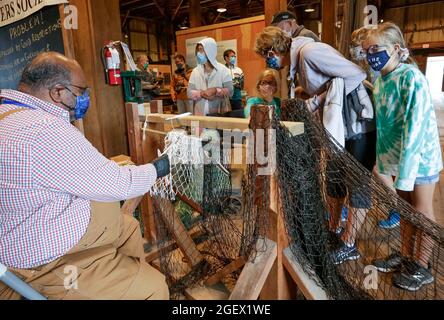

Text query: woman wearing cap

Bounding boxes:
[255,26,376,266]
[187,38,234,116]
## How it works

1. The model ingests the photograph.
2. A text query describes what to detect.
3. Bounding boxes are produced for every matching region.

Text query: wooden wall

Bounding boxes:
[384,3,444,48]
[69,0,128,158]
[175,16,266,98]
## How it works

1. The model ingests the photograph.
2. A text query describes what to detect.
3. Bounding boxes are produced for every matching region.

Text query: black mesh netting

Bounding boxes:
[278,98,444,300]
[147,99,444,300]
[151,132,262,299]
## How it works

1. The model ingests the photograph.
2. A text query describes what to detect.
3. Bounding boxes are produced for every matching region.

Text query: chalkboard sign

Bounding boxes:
[0,5,64,89]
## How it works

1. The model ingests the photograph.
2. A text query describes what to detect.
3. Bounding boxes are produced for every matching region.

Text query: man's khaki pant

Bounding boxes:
[0,202,169,300]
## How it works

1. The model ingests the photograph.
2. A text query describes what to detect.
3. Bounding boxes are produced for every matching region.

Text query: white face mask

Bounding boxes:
[350,46,365,61]
[284,29,293,37]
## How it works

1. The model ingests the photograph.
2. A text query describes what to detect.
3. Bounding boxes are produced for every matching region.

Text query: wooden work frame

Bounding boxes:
[124,102,329,300]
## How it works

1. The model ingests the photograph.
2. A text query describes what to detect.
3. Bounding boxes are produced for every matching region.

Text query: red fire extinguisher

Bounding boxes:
[101,41,122,86]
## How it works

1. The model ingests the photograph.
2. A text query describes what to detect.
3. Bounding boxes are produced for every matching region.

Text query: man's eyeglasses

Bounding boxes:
[65,84,90,97]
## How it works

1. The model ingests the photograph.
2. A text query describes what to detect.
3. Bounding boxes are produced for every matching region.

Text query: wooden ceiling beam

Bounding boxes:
[152,0,166,17]
[120,0,144,7]
[385,0,444,9]
[172,0,185,20]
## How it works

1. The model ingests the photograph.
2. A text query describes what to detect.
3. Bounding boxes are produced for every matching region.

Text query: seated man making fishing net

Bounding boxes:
[0,52,170,300]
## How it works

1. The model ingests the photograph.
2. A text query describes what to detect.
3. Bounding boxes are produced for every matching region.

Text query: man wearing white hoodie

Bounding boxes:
[187,38,234,116]
[255,26,377,266]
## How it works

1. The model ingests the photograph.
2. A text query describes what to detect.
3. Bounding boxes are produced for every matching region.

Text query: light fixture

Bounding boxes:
[178,16,189,30]
[216,1,227,13]
[305,6,315,13]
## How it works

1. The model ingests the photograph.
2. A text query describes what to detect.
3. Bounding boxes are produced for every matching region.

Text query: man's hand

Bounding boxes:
[152,154,170,178]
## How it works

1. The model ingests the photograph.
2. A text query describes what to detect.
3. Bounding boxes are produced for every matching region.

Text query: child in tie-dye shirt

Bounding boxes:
[363,22,443,292]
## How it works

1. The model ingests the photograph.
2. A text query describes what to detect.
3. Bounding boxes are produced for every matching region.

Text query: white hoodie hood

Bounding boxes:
[199,37,219,69]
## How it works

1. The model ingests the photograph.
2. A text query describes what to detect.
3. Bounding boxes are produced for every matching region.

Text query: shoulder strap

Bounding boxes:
[0,108,27,122]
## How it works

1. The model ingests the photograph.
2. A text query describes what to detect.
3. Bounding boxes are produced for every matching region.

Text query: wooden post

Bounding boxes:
[125,103,144,165]
[68,0,128,158]
[240,0,249,18]
[248,105,296,300]
[125,102,160,244]
[264,0,287,25]
[189,0,201,28]
[58,4,85,134]
[322,0,337,47]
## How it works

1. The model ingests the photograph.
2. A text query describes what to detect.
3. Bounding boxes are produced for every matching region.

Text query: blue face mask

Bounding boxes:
[74,91,91,120]
[63,87,91,120]
[229,56,236,65]
[266,55,281,70]
[367,50,391,71]
[196,52,208,65]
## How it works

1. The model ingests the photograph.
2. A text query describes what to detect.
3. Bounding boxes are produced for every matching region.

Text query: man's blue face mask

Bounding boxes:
[266,50,282,70]
[64,85,91,120]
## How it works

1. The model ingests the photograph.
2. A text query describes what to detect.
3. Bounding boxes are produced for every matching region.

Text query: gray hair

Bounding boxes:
[19,59,72,91]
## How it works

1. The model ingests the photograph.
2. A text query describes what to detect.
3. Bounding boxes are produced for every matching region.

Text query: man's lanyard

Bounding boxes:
[1,99,35,109]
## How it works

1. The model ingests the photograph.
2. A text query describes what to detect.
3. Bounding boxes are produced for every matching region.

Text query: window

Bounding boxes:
[127,19,170,64]
[425,56,444,110]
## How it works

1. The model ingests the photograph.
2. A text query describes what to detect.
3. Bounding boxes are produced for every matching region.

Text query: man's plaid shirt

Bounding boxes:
[0,89,157,269]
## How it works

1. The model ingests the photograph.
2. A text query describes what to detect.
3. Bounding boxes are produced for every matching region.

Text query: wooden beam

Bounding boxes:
[152,0,166,17]
[125,103,144,165]
[185,283,230,300]
[69,0,128,158]
[260,175,296,299]
[145,226,206,263]
[264,0,287,25]
[240,0,249,18]
[385,0,444,9]
[176,192,203,213]
[176,15,265,35]
[190,0,201,27]
[229,238,277,300]
[121,10,131,29]
[155,199,204,268]
[205,258,246,286]
[172,0,185,20]
[410,41,444,50]
[322,0,336,47]
[144,113,305,136]
[282,247,329,300]
[58,4,84,134]
[121,196,144,216]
